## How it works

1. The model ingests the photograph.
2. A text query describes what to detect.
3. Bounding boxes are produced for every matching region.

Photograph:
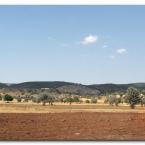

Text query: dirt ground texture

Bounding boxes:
[0,112,145,140]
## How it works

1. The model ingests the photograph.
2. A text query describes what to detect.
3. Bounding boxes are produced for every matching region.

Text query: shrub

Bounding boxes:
[40,94,49,106]
[108,95,116,106]
[106,95,121,106]
[115,98,121,106]
[23,98,29,102]
[0,95,2,101]
[65,97,74,105]
[17,97,22,102]
[47,95,55,106]
[32,97,41,104]
[91,98,97,104]
[141,96,145,107]
[85,100,90,103]
[40,94,55,106]
[104,98,108,104]
[73,96,80,103]
[4,94,13,103]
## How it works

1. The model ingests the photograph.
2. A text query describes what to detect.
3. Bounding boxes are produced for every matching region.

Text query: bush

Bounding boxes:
[108,95,116,106]
[85,100,90,103]
[0,95,2,101]
[17,97,22,102]
[115,98,121,106]
[91,98,97,104]
[40,94,55,106]
[106,95,121,106]
[47,95,55,105]
[104,98,108,104]
[73,96,80,103]
[32,97,41,104]
[141,96,145,107]
[23,98,29,102]
[40,94,49,106]
[142,90,145,95]
[65,97,74,105]
[4,94,13,103]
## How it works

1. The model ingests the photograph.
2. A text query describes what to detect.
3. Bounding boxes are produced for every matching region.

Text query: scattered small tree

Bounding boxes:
[126,87,140,109]
[40,94,49,106]
[115,98,121,106]
[0,95,2,101]
[91,98,97,104]
[106,95,121,106]
[32,97,41,104]
[16,97,22,102]
[85,100,90,103]
[142,90,145,95]
[23,98,29,102]
[104,98,108,104]
[4,94,13,103]
[65,97,74,105]
[108,95,116,106]
[140,96,145,107]
[73,96,80,103]
[60,98,64,103]
[47,95,55,106]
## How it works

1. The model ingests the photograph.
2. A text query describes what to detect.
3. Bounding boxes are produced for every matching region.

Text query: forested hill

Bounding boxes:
[1,81,145,96]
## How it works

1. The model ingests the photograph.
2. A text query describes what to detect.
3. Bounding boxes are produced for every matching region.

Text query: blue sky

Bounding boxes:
[0,5,145,84]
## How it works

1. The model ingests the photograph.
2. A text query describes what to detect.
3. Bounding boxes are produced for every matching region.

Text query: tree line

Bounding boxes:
[0,87,145,109]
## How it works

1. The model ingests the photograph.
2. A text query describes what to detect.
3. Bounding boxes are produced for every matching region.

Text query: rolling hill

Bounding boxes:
[0,81,145,96]
[0,83,8,88]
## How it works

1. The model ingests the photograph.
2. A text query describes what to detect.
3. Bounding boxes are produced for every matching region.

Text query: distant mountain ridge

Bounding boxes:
[88,83,145,94]
[0,83,8,88]
[1,81,145,96]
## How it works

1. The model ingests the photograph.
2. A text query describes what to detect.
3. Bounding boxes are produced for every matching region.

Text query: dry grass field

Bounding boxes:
[0,102,145,113]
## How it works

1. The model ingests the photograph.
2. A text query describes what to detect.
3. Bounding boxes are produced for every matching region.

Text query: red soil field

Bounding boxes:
[0,112,145,140]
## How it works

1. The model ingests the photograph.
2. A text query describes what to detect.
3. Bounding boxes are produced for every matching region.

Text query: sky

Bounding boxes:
[0,5,145,84]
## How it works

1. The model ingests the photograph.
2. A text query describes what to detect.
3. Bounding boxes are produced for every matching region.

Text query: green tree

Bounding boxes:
[4,94,13,103]
[65,97,74,105]
[126,87,140,109]
[73,96,80,103]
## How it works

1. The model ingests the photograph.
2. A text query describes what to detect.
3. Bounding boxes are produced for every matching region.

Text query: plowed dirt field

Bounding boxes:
[0,112,145,140]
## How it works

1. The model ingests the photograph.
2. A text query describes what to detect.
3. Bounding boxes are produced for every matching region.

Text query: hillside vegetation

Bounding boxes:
[0,81,144,95]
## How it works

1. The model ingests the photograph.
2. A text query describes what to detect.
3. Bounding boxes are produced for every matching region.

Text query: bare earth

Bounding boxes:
[1,112,145,140]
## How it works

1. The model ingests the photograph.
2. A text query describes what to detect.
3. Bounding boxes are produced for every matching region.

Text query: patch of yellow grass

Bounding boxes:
[0,101,145,113]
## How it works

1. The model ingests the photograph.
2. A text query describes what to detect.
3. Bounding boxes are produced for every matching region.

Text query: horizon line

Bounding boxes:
[1,81,145,86]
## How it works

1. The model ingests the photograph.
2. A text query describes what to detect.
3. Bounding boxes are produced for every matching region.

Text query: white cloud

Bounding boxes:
[117,48,127,54]
[81,34,98,45]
